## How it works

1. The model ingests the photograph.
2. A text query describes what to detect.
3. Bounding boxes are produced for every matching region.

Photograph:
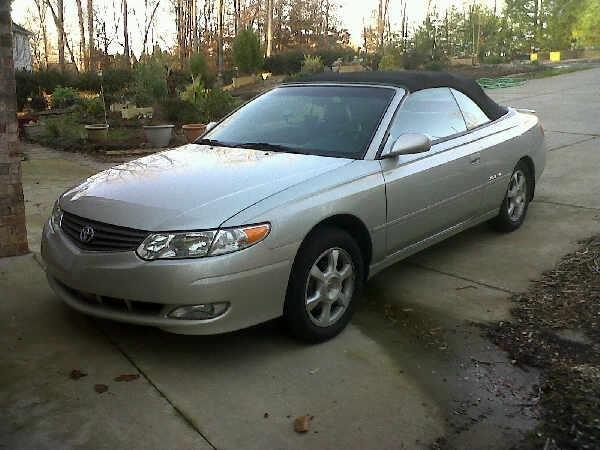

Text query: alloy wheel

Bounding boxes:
[507,169,528,221]
[304,247,355,327]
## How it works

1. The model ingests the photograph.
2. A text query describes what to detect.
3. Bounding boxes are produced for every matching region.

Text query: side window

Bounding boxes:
[451,89,490,129]
[385,88,467,152]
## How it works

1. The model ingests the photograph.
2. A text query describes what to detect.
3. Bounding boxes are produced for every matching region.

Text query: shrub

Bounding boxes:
[232,29,264,75]
[76,97,105,122]
[133,60,168,106]
[72,71,101,92]
[180,79,206,106]
[313,47,356,66]
[483,55,506,64]
[160,98,202,125]
[102,67,134,99]
[264,50,304,74]
[189,53,212,86]
[198,89,236,122]
[51,86,79,109]
[301,55,324,74]
[379,53,400,71]
[38,113,85,151]
[16,69,72,110]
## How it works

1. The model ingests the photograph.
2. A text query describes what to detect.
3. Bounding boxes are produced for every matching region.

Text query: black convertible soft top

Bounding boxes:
[290,70,508,121]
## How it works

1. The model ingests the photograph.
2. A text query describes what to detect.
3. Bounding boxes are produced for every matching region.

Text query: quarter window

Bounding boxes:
[385,87,467,151]
[451,89,490,129]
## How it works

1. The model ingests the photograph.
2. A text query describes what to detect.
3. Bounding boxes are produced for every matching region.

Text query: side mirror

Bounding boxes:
[205,121,218,132]
[382,133,432,158]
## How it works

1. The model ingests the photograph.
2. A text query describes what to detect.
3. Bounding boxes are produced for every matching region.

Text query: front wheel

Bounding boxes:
[284,227,364,343]
[490,160,532,232]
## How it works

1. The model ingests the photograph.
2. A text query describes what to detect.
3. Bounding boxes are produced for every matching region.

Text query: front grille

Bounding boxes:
[61,282,165,315]
[60,211,149,252]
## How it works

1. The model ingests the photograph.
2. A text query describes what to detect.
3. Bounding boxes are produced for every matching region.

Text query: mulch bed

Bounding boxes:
[487,236,600,449]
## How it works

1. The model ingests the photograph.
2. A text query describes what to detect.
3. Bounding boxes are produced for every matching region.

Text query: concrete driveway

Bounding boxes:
[1,68,599,449]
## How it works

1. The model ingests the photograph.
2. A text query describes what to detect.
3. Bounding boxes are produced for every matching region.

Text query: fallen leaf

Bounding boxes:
[114,373,140,382]
[69,369,88,380]
[294,415,311,433]
[94,384,108,394]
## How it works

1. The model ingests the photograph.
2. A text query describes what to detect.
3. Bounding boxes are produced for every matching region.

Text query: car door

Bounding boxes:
[379,87,488,255]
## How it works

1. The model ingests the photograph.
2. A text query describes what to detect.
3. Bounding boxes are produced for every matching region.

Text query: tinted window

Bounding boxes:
[451,89,490,129]
[205,85,397,159]
[385,87,467,150]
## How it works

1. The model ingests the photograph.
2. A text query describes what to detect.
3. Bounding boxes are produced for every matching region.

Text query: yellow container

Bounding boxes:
[550,51,561,62]
[530,53,538,62]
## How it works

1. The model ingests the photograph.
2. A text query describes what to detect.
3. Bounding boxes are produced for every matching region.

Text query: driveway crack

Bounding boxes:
[534,199,600,212]
[97,326,218,450]
[407,262,516,294]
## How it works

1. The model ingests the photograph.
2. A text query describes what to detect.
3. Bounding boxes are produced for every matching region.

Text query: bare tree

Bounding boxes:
[123,0,130,62]
[87,0,94,69]
[56,0,64,69]
[217,0,224,81]
[75,0,87,69]
[377,0,390,49]
[45,0,79,71]
[266,0,273,57]
[33,0,49,67]
[141,0,161,56]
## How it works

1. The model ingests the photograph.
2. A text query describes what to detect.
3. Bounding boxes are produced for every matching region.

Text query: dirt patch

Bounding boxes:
[487,235,600,448]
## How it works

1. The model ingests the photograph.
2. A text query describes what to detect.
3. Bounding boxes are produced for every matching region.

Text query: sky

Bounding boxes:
[11,0,504,57]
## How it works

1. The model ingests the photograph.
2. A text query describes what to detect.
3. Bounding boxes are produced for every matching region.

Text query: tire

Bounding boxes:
[284,226,364,343]
[490,160,532,232]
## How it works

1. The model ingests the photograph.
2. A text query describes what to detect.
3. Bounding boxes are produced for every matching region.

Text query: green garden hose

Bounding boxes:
[477,76,527,89]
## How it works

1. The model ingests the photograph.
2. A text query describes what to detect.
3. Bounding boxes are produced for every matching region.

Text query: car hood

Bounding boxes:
[60,144,353,231]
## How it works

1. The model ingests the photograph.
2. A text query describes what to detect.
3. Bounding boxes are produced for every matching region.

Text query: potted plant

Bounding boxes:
[135,60,174,148]
[85,71,109,143]
[180,54,209,143]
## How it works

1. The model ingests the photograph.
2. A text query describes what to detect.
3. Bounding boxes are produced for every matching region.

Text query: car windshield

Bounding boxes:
[203,85,398,159]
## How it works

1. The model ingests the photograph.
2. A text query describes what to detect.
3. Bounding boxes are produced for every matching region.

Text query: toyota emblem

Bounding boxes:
[79,225,95,243]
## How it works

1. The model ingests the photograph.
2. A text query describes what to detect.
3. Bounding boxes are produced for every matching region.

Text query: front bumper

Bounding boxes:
[41,221,297,334]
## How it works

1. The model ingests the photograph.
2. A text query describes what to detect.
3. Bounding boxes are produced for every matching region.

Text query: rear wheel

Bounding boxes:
[284,227,364,343]
[490,160,532,232]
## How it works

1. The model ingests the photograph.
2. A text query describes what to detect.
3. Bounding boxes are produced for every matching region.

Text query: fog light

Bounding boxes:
[168,303,229,320]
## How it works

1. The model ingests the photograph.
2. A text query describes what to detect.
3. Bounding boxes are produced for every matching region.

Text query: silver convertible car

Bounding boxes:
[42,71,545,342]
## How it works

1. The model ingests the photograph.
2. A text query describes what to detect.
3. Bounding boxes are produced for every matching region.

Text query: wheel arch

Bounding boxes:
[299,214,373,280]
[519,156,536,201]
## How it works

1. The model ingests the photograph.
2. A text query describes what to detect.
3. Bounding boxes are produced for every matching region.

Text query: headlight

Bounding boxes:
[50,201,63,231]
[136,223,270,260]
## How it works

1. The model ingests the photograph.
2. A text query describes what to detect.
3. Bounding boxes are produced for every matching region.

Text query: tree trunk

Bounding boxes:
[142,1,161,56]
[123,0,130,63]
[266,0,273,57]
[57,0,65,70]
[87,0,94,70]
[217,0,224,82]
[75,0,87,69]
[34,0,50,67]
[46,0,78,71]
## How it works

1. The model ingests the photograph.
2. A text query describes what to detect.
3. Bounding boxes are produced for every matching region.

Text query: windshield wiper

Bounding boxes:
[195,138,237,148]
[237,142,304,154]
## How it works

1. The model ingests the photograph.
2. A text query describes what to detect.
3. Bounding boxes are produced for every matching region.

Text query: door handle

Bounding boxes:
[470,154,481,165]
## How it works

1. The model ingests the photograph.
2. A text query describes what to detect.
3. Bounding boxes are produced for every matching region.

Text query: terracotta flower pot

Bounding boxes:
[182,123,207,143]
[143,124,174,148]
[85,124,109,143]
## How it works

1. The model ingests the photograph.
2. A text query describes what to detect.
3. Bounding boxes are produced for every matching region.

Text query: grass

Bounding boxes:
[523,65,593,80]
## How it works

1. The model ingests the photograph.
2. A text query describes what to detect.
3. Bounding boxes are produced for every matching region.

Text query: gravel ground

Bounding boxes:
[488,235,600,449]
